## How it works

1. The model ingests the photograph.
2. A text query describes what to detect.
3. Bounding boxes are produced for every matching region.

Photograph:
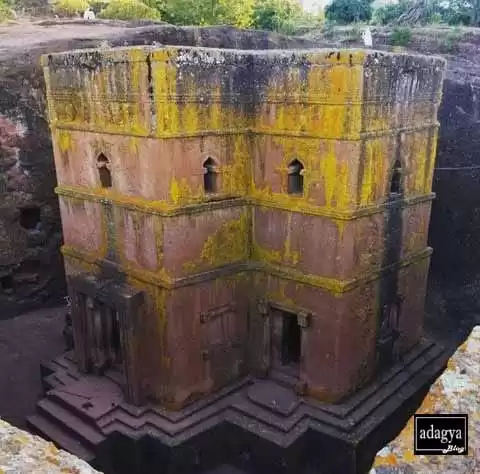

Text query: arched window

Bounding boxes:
[389,160,402,196]
[203,157,218,193]
[97,154,112,188]
[287,159,304,195]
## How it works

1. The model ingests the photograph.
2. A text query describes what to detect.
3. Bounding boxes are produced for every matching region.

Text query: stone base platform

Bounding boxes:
[27,339,448,474]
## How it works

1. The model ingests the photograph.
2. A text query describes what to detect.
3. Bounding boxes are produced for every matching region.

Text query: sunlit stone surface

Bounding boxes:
[371,326,479,474]
[0,418,100,474]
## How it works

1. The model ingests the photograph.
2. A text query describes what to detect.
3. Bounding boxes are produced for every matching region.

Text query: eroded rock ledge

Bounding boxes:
[0,418,100,474]
[371,325,479,473]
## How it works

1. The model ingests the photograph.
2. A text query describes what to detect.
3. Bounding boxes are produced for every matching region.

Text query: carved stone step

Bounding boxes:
[37,398,106,448]
[26,414,95,462]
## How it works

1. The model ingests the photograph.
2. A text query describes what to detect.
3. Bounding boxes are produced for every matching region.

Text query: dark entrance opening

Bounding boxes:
[281,311,301,366]
[0,275,13,293]
[389,160,403,197]
[85,297,123,376]
[19,206,41,230]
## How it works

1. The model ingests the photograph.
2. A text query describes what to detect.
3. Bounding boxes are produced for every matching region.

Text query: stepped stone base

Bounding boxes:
[27,339,448,474]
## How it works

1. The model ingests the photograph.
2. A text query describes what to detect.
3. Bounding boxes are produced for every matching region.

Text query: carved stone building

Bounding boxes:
[28,46,446,474]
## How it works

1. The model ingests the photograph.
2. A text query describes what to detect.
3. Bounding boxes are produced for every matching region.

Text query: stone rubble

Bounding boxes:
[370,326,479,474]
[0,418,101,474]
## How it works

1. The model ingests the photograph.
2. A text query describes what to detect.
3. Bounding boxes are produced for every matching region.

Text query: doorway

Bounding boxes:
[85,297,123,376]
[281,311,302,367]
[271,308,302,370]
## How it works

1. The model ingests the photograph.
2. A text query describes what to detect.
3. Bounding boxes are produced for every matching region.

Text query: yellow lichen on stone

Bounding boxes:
[411,131,429,195]
[265,279,297,309]
[169,178,194,205]
[0,418,100,473]
[256,53,364,139]
[199,212,249,267]
[57,130,73,153]
[283,218,300,266]
[252,213,300,267]
[49,48,150,137]
[222,136,250,196]
[425,128,438,193]
[252,242,283,266]
[360,138,388,206]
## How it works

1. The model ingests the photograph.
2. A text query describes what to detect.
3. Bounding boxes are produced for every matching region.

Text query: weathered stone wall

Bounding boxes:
[43,45,444,407]
[0,78,65,318]
[431,77,480,277]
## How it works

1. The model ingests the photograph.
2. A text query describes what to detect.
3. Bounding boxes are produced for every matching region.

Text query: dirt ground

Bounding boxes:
[0,20,129,59]
[0,305,66,428]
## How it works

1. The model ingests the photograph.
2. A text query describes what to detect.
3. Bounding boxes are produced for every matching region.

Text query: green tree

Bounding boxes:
[250,0,302,31]
[441,0,475,25]
[0,0,14,22]
[382,0,476,26]
[160,0,254,27]
[154,0,321,31]
[373,0,413,25]
[217,0,255,27]
[53,0,89,16]
[325,0,374,24]
[98,0,160,20]
[161,0,212,25]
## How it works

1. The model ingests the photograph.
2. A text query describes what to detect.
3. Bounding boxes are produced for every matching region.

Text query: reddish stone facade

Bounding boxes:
[42,46,445,409]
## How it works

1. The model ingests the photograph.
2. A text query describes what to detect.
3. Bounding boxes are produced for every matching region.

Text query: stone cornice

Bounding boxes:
[61,245,432,294]
[55,185,435,221]
[49,122,440,141]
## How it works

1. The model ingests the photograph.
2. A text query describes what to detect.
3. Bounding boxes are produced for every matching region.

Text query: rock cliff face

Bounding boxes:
[0,21,312,319]
[395,29,480,339]
[0,68,64,318]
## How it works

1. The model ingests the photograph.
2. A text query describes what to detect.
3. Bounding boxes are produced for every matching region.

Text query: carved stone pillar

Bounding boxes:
[67,275,144,406]
[68,283,88,373]
[295,310,311,395]
[257,298,271,377]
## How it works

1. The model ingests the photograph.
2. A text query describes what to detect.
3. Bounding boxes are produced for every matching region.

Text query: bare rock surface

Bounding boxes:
[0,417,100,473]
[370,325,479,473]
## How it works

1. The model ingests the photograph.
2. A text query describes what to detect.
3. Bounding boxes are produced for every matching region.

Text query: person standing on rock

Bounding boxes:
[83,7,95,20]
[362,27,373,48]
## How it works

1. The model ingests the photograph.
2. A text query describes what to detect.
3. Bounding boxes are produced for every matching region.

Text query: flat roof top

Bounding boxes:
[41,44,445,66]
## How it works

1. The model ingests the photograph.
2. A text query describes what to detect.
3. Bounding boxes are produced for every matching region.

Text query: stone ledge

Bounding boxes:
[370,325,479,474]
[0,418,101,474]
